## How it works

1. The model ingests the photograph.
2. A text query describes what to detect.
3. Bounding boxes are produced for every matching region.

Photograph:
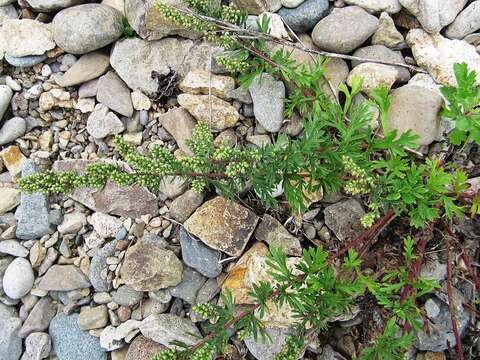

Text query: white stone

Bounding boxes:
[347,62,399,94]
[0,85,13,121]
[100,320,141,351]
[87,103,126,139]
[280,0,304,9]
[58,211,87,234]
[131,90,151,111]
[259,12,290,39]
[445,1,480,40]
[344,0,401,14]
[3,258,34,299]
[0,240,29,257]
[90,212,123,238]
[74,98,95,113]
[0,188,20,214]
[0,19,55,57]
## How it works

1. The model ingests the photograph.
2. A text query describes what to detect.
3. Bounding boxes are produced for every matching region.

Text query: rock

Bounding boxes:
[259,12,290,39]
[249,73,285,133]
[347,63,399,93]
[100,320,141,351]
[446,2,480,40]
[53,159,158,218]
[24,0,82,11]
[21,332,51,360]
[4,53,46,68]
[0,117,26,145]
[38,265,90,291]
[407,29,480,86]
[50,313,107,360]
[0,188,20,215]
[180,229,222,278]
[277,0,328,33]
[58,211,87,234]
[139,314,201,349]
[169,189,204,223]
[125,335,165,360]
[324,199,365,242]
[0,19,55,57]
[131,90,151,111]
[168,267,207,304]
[312,6,379,54]
[125,0,200,40]
[0,85,13,121]
[159,108,196,155]
[87,104,126,139]
[0,316,22,359]
[233,0,280,14]
[112,285,144,306]
[179,70,235,99]
[281,0,304,9]
[2,145,26,178]
[0,257,13,297]
[0,5,17,26]
[0,240,28,257]
[420,254,447,282]
[352,45,411,82]
[78,305,108,330]
[177,94,240,132]
[387,85,442,146]
[56,52,110,87]
[372,11,405,48]
[323,58,350,98]
[110,37,221,94]
[254,214,302,256]
[399,0,467,34]
[90,240,117,292]
[75,98,96,113]
[97,71,133,118]
[245,327,293,360]
[38,89,74,112]
[184,197,259,257]
[19,297,56,338]
[52,4,123,55]
[345,0,401,13]
[79,79,100,98]
[3,257,34,299]
[120,240,183,291]
[91,212,123,238]
[159,175,187,199]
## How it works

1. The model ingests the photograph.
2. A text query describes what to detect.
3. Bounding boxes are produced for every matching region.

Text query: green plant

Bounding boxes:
[122,17,135,38]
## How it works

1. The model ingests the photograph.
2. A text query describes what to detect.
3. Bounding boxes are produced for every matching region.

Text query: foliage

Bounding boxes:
[122,17,135,38]
[441,63,480,146]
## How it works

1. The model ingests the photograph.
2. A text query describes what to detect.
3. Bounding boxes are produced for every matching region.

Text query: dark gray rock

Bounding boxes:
[89,240,117,292]
[180,229,222,278]
[324,199,365,242]
[254,214,301,256]
[4,53,46,67]
[168,267,207,305]
[49,313,106,360]
[278,0,329,33]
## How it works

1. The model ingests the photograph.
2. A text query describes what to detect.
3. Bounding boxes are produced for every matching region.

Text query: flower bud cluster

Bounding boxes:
[342,155,375,196]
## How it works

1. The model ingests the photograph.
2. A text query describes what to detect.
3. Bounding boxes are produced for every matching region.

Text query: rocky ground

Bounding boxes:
[0,0,480,359]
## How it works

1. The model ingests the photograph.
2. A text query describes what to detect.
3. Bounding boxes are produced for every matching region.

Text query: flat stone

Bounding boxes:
[179,70,235,99]
[0,239,29,257]
[4,53,47,68]
[446,1,480,39]
[100,320,141,351]
[111,285,144,306]
[90,212,123,238]
[177,94,240,132]
[184,197,259,257]
[254,214,302,256]
[159,175,188,199]
[49,313,107,360]
[78,305,108,330]
[312,6,379,54]
[87,104,126,139]
[24,0,83,11]
[125,335,165,360]
[180,229,222,278]
[344,0,401,14]
[53,160,158,218]
[0,19,55,57]
[56,52,110,87]
[52,4,123,55]
[110,37,222,94]
[159,108,196,155]
[3,257,34,299]
[38,265,90,291]
[249,73,285,133]
[387,85,442,146]
[406,29,480,86]
[90,240,117,292]
[139,314,202,349]
[131,90,151,111]
[120,240,183,291]
[169,189,204,223]
[0,188,20,215]
[57,211,87,234]
[324,199,365,242]
[22,332,51,360]
[97,71,133,118]
[0,117,27,146]
[168,267,207,304]
[19,297,57,338]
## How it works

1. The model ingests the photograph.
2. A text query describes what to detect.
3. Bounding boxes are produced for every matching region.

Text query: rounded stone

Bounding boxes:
[0,117,27,146]
[3,258,34,299]
[52,4,123,55]
[278,0,329,33]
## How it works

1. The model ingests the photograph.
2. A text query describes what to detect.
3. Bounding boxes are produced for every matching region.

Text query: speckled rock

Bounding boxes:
[324,199,365,242]
[125,335,165,360]
[344,0,401,14]
[159,108,196,155]
[38,265,90,291]
[233,0,281,15]
[24,0,83,11]
[180,229,222,278]
[19,297,56,338]
[184,197,258,257]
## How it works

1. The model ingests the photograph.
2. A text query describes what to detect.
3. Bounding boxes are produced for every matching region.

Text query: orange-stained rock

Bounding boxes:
[0,145,26,178]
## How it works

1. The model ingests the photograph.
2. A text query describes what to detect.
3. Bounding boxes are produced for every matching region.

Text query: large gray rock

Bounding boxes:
[19,297,57,338]
[0,117,26,145]
[87,104,126,139]
[49,313,107,360]
[0,5,17,26]
[38,265,91,291]
[140,313,202,349]
[24,0,83,11]
[56,52,110,87]
[445,1,480,40]
[159,108,196,155]
[387,85,442,146]
[0,316,22,360]
[180,229,222,278]
[3,257,34,299]
[169,189,204,223]
[249,73,285,133]
[0,19,55,57]
[168,267,207,304]
[324,199,365,242]
[52,4,123,55]
[312,6,379,54]
[278,0,329,33]
[96,71,133,118]
[0,84,13,121]
[110,37,222,94]
[15,160,53,240]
